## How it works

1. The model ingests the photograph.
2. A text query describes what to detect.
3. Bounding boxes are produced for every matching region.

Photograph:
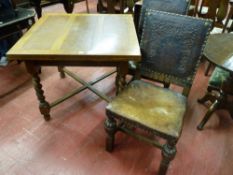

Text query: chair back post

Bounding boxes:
[10,0,16,9]
[106,0,117,13]
[198,0,229,29]
[205,0,220,20]
[97,0,134,14]
[119,0,124,13]
[216,0,228,23]
[223,1,233,32]
[133,0,142,35]
[193,0,199,15]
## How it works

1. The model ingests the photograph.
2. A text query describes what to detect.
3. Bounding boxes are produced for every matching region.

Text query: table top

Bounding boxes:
[7,13,141,62]
[204,33,233,73]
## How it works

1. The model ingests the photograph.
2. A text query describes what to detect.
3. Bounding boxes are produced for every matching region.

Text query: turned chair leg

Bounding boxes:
[197,91,216,104]
[205,62,212,76]
[159,140,177,175]
[197,99,220,130]
[163,82,170,88]
[104,115,117,152]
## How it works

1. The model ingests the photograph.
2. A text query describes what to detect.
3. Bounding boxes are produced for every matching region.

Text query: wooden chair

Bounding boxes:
[195,0,230,75]
[97,0,124,13]
[198,0,228,28]
[196,2,233,130]
[188,0,199,16]
[105,10,212,175]
[97,0,139,13]
[197,67,230,130]
[0,9,35,39]
[30,0,89,18]
[131,0,191,83]
[0,0,35,60]
[223,0,233,32]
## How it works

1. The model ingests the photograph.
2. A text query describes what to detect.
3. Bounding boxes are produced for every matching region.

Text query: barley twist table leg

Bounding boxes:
[115,62,128,95]
[32,74,51,121]
[58,66,65,78]
[25,62,50,121]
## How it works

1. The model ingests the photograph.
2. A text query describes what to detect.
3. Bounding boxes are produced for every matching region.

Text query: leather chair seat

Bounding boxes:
[106,80,187,138]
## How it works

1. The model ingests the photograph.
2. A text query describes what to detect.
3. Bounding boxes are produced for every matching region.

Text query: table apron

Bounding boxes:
[23,60,131,67]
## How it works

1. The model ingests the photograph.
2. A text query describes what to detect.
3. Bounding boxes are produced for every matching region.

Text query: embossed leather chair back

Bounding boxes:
[137,0,191,40]
[132,0,191,84]
[140,10,211,94]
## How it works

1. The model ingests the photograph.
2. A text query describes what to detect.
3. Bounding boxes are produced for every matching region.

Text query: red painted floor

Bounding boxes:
[1,1,233,175]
